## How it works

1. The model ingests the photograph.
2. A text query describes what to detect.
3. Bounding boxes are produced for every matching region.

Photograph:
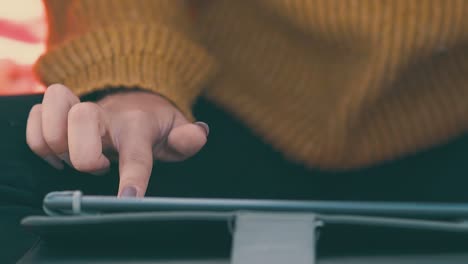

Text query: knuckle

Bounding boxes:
[68,102,100,123]
[44,84,79,105]
[122,110,152,122]
[42,125,66,152]
[44,84,70,99]
[122,110,155,133]
[43,132,66,151]
[118,146,152,189]
[29,104,42,115]
[124,151,152,169]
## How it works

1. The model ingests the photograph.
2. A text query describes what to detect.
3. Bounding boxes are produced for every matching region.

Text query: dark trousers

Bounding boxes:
[2,94,468,262]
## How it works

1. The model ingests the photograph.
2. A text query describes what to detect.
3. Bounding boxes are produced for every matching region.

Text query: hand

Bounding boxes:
[26,84,209,197]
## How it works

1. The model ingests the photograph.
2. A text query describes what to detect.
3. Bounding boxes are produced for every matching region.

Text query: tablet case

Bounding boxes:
[18,191,468,263]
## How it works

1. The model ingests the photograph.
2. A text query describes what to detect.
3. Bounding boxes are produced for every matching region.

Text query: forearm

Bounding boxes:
[36,0,218,120]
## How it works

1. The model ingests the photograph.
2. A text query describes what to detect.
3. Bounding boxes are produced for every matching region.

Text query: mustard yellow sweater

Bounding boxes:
[35,0,468,169]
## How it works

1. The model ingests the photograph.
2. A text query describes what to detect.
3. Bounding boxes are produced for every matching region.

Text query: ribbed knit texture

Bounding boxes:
[36,0,468,169]
[36,0,217,120]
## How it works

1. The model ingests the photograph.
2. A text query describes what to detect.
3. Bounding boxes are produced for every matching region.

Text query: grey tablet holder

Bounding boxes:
[232,212,319,264]
[41,191,468,264]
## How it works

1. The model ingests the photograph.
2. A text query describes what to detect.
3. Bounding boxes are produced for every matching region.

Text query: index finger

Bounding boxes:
[117,125,155,198]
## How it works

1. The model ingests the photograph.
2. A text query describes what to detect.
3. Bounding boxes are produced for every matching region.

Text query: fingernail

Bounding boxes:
[195,121,209,136]
[43,155,64,170]
[91,167,110,176]
[120,186,137,197]
[58,153,72,167]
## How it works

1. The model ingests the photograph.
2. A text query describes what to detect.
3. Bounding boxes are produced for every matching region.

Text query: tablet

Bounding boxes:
[21,191,468,263]
[21,190,468,241]
[43,191,468,219]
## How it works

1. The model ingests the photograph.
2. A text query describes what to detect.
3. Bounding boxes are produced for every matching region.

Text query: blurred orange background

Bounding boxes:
[0,0,45,95]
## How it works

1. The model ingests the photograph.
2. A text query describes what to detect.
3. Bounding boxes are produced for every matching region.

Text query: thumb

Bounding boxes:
[156,122,209,161]
[117,126,154,198]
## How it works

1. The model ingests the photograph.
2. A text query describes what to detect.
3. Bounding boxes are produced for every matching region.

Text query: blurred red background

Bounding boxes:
[0,0,45,95]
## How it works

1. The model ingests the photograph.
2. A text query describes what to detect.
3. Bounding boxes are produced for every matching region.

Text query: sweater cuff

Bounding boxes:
[34,23,218,120]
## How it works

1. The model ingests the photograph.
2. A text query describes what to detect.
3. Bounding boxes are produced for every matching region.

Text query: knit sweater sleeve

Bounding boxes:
[34,0,217,120]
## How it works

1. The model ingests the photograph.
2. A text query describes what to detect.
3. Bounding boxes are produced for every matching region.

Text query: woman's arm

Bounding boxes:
[35,0,217,120]
[27,1,214,197]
